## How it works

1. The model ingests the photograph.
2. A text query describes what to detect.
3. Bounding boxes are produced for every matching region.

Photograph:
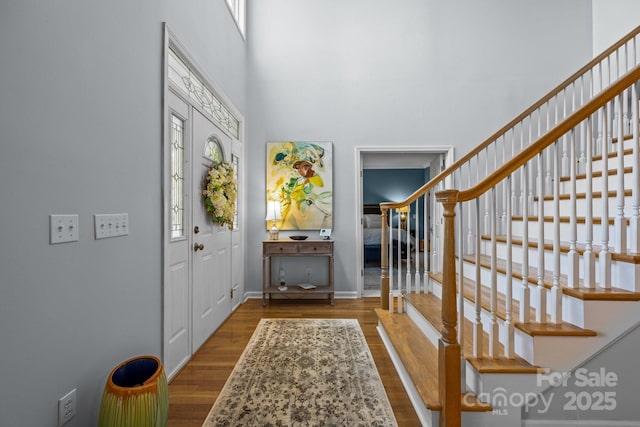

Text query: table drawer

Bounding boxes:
[298,242,332,254]
[263,243,299,255]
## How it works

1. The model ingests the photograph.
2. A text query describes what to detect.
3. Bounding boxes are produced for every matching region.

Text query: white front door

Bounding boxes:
[191,109,232,352]
[164,90,236,379]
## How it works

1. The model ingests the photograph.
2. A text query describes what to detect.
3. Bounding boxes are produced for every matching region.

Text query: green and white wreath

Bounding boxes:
[202,161,237,229]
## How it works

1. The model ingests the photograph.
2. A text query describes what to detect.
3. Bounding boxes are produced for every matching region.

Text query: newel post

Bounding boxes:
[380,207,390,310]
[436,190,461,427]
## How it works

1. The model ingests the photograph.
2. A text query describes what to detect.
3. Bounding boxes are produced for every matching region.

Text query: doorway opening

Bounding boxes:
[355,146,453,297]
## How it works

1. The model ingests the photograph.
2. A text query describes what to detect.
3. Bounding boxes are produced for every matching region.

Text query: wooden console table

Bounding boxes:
[262,239,334,306]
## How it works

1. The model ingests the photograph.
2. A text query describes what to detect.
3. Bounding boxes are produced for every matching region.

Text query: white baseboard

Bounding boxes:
[243,291,360,302]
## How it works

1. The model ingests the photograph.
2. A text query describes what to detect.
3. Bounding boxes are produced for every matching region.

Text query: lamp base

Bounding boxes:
[269,224,279,240]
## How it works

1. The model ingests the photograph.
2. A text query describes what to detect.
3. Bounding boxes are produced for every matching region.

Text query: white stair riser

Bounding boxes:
[540,195,635,218]
[480,238,640,292]
[515,299,640,370]
[509,218,628,244]
[485,175,635,216]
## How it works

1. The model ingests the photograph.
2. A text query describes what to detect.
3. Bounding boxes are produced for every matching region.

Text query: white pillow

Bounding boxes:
[364,214,382,228]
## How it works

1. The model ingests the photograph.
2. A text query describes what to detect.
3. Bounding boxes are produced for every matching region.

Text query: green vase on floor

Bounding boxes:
[99,355,168,427]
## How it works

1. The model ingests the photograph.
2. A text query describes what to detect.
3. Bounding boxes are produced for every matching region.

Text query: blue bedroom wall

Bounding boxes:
[363,168,429,238]
[363,168,429,204]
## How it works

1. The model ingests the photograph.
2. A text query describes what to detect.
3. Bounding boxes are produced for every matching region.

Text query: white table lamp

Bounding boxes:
[265,200,282,240]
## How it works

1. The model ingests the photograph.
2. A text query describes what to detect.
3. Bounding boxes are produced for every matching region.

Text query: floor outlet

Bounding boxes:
[58,388,76,426]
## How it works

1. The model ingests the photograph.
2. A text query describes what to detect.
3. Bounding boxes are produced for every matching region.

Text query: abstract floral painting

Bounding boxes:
[266,141,333,230]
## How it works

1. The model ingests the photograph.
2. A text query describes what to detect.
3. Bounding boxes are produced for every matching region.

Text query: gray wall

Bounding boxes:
[593,0,640,54]
[245,0,593,295]
[0,0,246,425]
[1,0,637,425]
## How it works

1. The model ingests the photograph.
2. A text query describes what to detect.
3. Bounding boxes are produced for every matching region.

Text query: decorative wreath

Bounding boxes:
[202,161,237,229]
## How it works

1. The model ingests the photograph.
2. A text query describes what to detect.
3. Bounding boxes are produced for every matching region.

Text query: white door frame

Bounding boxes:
[162,24,245,380]
[354,146,454,297]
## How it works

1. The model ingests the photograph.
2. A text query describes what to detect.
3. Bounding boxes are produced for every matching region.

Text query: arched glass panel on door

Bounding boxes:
[204,135,224,162]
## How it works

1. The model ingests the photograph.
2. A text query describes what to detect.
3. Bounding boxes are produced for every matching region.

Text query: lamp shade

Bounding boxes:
[265,200,282,221]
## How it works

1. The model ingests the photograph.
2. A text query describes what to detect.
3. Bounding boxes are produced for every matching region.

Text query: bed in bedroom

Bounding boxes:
[363,204,415,265]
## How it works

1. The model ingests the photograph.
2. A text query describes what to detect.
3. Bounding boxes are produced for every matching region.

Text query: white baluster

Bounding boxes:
[505,176,515,358]
[567,129,579,288]
[600,105,612,288]
[473,197,483,358]
[397,215,404,312]
[545,103,553,195]
[414,199,421,292]
[489,187,500,357]
[578,77,587,174]
[457,201,466,370]
[423,192,430,293]
[551,141,562,323]
[467,162,476,255]
[484,149,491,234]
[614,93,627,253]
[520,162,531,324]
[405,206,412,293]
[584,117,596,288]
[630,83,640,253]
[501,136,508,235]
[537,152,547,323]
[562,88,570,175]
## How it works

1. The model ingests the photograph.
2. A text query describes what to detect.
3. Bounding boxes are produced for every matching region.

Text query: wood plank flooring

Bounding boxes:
[167,297,421,427]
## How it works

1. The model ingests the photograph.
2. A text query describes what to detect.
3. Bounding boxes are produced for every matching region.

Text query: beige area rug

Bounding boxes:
[202,318,398,427]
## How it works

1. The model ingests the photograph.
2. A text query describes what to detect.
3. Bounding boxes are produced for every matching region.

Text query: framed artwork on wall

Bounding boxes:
[266,141,333,231]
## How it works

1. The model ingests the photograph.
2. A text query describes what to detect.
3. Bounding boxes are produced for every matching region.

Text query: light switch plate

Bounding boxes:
[94,213,129,239]
[50,215,79,244]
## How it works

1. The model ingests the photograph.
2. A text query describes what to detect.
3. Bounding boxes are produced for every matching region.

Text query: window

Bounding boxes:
[232,153,239,230]
[225,0,245,38]
[168,49,240,139]
[170,113,185,240]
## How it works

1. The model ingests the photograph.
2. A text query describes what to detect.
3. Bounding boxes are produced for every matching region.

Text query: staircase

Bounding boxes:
[375,26,640,427]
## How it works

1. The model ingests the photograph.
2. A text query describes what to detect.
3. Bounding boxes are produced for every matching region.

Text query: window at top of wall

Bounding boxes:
[225,0,246,38]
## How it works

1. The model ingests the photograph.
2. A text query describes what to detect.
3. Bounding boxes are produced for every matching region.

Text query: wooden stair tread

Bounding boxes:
[463,253,640,300]
[537,188,632,201]
[467,357,545,374]
[511,215,625,225]
[515,322,597,336]
[375,308,494,412]
[461,393,493,412]
[430,271,541,323]
[559,165,632,182]
[563,286,640,301]
[375,308,440,410]
[428,271,598,337]
[403,293,539,374]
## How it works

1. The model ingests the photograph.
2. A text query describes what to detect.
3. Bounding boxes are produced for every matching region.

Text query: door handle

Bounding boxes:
[194,243,204,251]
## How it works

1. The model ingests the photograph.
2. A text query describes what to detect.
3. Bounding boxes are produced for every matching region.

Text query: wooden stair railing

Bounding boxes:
[433,65,640,426]
[377,26,640,427]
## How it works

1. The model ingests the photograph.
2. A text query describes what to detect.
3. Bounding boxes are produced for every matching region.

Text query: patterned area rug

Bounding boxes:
[202,318,398,427]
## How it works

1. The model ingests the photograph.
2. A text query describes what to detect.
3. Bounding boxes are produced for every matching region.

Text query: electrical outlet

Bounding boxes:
[58,388,76,426]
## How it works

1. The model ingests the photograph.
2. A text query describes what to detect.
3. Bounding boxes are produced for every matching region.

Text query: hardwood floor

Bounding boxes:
[167,297,421,426]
